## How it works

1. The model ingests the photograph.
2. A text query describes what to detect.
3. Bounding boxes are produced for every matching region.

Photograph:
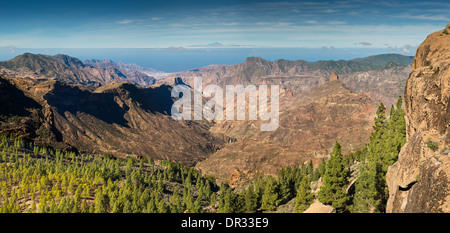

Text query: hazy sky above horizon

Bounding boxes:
[0,0,449,57]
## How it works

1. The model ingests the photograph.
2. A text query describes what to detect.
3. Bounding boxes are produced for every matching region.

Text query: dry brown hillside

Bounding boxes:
[197,74,377,184]
[0,75,226,166]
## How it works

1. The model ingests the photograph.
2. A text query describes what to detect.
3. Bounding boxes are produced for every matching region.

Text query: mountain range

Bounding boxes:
[0,53,156,87]
[165,53,413,108]
[0,52,413,183]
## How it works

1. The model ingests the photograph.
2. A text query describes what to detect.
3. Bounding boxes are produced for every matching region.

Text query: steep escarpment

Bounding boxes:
[386,25,450,213]
[0,76,225,166]
[49,81,226,165]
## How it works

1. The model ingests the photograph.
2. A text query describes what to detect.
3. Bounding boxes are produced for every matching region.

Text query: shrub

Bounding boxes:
[426,138,438,151]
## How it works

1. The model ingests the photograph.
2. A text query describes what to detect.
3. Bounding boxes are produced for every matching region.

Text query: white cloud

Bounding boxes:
[386,44,415,54]
[305,20,318,24]
[328,20,347,25]
[401,47,412,54]
[400,44,416,54]
[388,46,398,50]
[322,46,335,50]
[221,22,239,26]
[322,9,338,13]
[276,22,292,26]
[0,45,17,53]
[395,14,450,21]
[116,19,134,24]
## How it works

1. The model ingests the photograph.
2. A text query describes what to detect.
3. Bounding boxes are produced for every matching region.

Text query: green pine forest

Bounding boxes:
[0,97,406,213]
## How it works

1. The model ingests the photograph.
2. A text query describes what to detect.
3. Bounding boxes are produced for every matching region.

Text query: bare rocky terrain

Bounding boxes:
[196,74,377,184]
[0,75,226,166]
[386,25,450,213]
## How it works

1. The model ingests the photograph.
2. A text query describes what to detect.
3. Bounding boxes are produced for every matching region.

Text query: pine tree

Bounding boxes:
[372,103,387,135]
[351,161,381,213]
[244,184,258,213]
[94,188,107,213]
[350,97,406,212]
[125,158,133,176]
[318,141,349,212]
[218,184,236,213]
[277,167,295,202]
[30,201,37,213]
[157,199,169,213]
[80,199,89,213]
[306,161,313,176]
[146,196,157,213]
[38,200,46,213]
[261,176,278,212]
[294,176,314,213]
[156,178,165,193]
[184,188,195,212]
[223,188,236,213]
[209,192,217,208]
[170,187,182,213]
[193,194,203,213]
[311,159,326,181]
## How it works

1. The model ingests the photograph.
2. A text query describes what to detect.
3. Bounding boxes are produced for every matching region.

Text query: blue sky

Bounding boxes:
[0,0,449,54]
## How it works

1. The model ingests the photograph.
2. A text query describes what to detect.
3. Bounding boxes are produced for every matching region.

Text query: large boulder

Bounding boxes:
[303,199,335,213]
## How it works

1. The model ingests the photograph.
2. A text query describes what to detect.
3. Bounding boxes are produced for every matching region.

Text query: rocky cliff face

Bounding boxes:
[386,25,450,213]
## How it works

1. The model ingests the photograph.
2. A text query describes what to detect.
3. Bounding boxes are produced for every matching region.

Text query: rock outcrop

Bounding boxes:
[386,25,450,213]
[303,200,335,213]
[329,72,339,81]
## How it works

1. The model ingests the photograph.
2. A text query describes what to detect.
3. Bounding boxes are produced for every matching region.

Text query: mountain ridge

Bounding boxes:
[0,53,156,87]
[0,75,227,166]
[166,53,412,108]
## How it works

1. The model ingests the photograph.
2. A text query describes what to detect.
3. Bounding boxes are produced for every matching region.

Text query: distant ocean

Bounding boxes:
[0,47,411,73]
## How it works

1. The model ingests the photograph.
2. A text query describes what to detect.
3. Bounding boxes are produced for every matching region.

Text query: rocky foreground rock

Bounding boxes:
[386,25,450,213]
